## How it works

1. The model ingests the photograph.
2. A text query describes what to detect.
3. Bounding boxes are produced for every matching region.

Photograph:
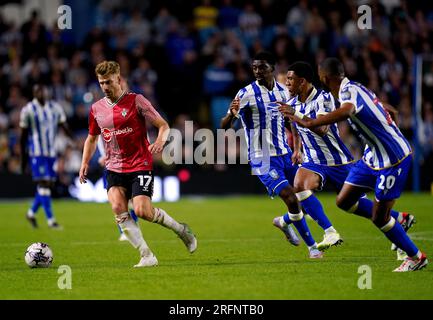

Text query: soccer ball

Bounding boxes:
[24,242,53,268]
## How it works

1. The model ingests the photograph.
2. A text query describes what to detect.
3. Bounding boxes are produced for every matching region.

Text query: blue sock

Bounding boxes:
[39,188,54,220]
[283,213,315,247]
[30,190,42,213]
[354,198,400,221]
[130,209,138,223]
[300,194,332,230]
[382,219,418,257]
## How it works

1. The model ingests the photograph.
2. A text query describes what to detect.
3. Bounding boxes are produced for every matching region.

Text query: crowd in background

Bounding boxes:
[0,0,433,190]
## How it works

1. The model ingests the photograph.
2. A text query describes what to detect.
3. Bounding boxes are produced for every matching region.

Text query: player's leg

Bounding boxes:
[26,156,43,228]
[372,157,427,272]
[294,167,342,251]
[35,157,61,229]
[338,161,416,254]
[131,171,197,253]
[278,185,323,258]
[107,171,156,267]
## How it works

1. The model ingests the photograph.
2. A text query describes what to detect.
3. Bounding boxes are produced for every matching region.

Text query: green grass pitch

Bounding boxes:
[0,193,432,300]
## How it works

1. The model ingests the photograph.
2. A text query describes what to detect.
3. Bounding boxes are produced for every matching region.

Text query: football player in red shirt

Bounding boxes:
[79,61,197,267]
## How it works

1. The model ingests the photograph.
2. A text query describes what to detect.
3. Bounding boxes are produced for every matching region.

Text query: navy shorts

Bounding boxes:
[251,153,299,197]
[31,156,57,181]
[345,155,412,201]
[300,162,353,191]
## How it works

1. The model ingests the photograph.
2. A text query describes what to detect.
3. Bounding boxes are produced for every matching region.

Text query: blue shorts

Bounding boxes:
[31,156,57,181]
[345,155,412,201]
[301,162,353,191]
[251,154,299,197]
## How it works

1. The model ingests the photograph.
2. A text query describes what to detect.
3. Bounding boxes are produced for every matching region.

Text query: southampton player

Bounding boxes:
[282,58,427,271]
[280,62,415,252]
[20,84,72,229]
[79,61,197,267]
[221,51,323,259]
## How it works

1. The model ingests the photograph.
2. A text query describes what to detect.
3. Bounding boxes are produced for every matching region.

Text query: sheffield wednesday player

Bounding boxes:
[221,51,323,259]
[19,84,72,229]
[79,61,197,267]
[279,62,415,253]
[283,58,427,272]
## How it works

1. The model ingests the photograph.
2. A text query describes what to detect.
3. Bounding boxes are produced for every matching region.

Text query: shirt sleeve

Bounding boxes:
[227,88,249,118]
[88,106,101,135]
[316,93,335,116]
[54,102,67,124]
[339,85,359,113]
[135,94,164,124]
[19,105,29,128]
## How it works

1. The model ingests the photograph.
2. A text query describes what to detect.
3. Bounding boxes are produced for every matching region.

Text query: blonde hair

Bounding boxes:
[95,61,120,77]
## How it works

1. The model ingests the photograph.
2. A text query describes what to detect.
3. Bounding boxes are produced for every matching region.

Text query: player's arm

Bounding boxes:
[221,98,240,129]
[136,94,169,154]
[79,134,98,184]
[149,116,170,154]
[381,102,399,126]
[278,102,329,136]
[19,127,29,173]
[282,103,355,129]
[290,123,303,165]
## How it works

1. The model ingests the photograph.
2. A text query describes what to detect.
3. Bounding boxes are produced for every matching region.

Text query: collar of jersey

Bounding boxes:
[105,90,127,107]
[304,86,318,104]
[339,77,350,93]
[255,79,276,92]
[32,98,47,108]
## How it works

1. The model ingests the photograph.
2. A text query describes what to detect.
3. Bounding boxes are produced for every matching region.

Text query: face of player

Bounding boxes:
[33,84,46,103]
[252,60,274,86]
[285,70,304,97]
[98,73,122,102]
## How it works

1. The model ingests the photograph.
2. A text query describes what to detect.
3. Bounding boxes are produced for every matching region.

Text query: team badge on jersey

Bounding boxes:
[341,90,351,101]
[269,169,279,180]
[121,108,127,117]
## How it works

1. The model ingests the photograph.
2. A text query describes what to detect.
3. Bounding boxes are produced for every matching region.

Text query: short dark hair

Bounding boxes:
[253,51,276,66]
[319,58,345,78]
[288,61,314,83]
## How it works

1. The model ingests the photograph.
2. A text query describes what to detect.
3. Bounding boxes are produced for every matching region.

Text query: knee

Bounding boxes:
[279,187,297,203]
[111,202,127,214]
[336,194,351,211]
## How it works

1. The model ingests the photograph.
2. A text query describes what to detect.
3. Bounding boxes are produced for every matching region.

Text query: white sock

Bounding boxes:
[308,243,318,250]
[152,208,183,234]
[47,218,56,225]
[27,209,35,218]
[397,212,404,224]
[116,212,152,257]
[279,216,287,227]
[325,226,337,234]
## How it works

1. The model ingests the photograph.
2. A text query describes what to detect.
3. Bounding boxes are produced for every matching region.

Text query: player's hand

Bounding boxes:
[277,102,295,118]
[289,114,314,128]
[79,164,89,184]
[148,140,165,154]
[291,150,303,165]
[229,98,240,117]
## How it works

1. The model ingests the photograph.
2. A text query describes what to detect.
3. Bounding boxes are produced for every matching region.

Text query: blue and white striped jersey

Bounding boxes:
[232,79,291,161]
[289,87,354,166]
[19,98,66,158]
[339,77,412,169]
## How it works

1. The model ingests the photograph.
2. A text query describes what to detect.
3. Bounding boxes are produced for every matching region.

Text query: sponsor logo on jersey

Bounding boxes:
[102,127,133,142]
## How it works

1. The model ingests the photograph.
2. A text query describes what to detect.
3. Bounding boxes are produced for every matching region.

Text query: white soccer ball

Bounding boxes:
[24,242,53,268]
